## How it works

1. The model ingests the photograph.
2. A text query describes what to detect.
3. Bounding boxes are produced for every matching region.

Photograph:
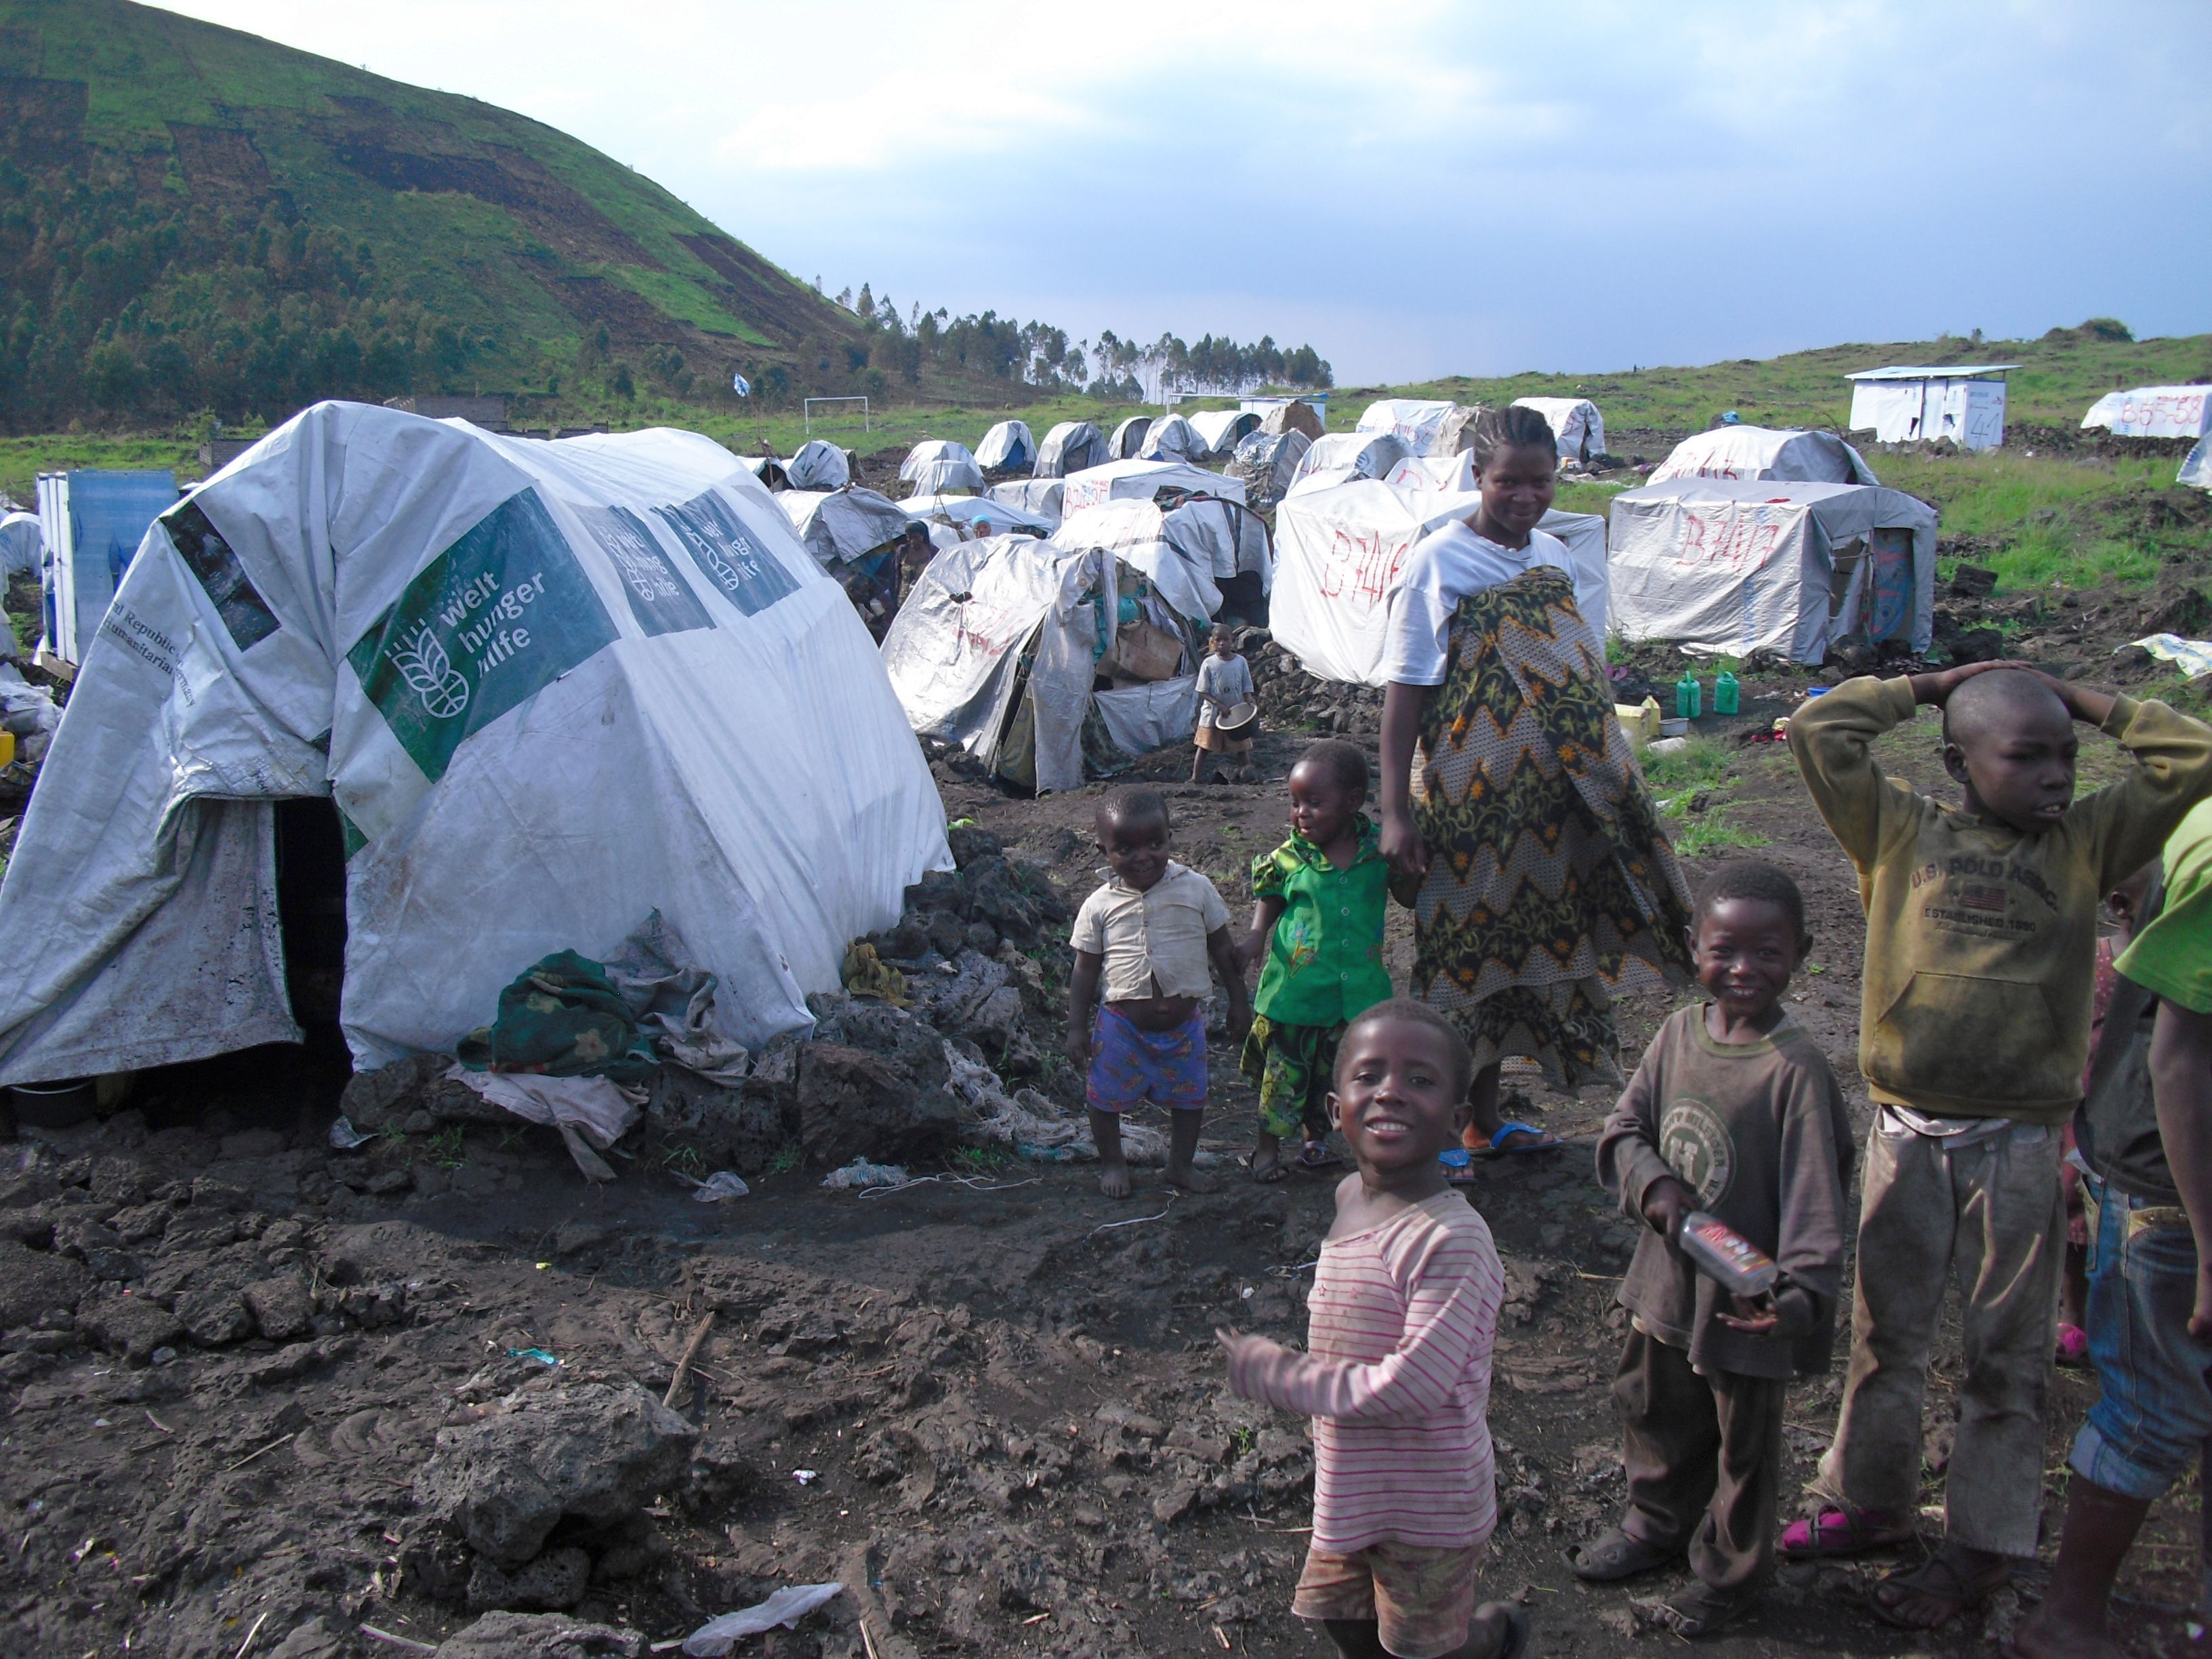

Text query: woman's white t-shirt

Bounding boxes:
[1380,522,1597,686]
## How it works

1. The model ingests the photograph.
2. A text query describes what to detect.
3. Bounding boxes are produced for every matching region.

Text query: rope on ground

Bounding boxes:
[857,1172,1042,1200]
[1088,1192,1177,1236]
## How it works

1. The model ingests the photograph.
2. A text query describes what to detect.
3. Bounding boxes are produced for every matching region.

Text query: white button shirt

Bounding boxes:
[1070,861,1231,1001]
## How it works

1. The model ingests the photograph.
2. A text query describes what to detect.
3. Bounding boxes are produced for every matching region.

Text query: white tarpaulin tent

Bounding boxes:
[1269,479,1608,685]
[1647,426,1879,487]
[1187,409,1261,459]
[1137,415,1204,464]
[2181,437,2211,491]
[985,479,1065,527]
[1382,459,1610,617]
[785,439,851,490]
[1109,416,1151,459]
[779,486,913,569]
[1355,399,1475,457]
[2082,386,2212,439]
[1287,431,1411,497]
[903,492,1055,536]
[737,455,790,491]
[899,439,984,497]
[1607,477,1938,664]
[0,510,41,576]
[1061,457,1241,517]
[1055,498,1245,621]
[880,537,1196,794]
[1035,421,1109,478]
[1386,452,1475,493]
[1846,365,2013,451]
[1512,397,1606,464]
[0,402,949,1085]
[1227,429,1311,507]
[976,420,1036,473]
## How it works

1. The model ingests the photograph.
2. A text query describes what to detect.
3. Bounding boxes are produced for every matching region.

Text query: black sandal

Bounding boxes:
[1564,1525,1678,1582]
[1644,1582,1757,1639]
[1246,1149,1289,1185]
[1471,1601,1530,1659]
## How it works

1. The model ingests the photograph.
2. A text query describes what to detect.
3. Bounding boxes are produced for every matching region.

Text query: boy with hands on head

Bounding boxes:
[1784,659,2212,1629]
[1220,1000,1521,1659]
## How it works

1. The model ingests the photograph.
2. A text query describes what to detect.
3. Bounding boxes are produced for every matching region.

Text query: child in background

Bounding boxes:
[1220,1000,1521,1659]
[1240,739,1410,1182]
[1784,660,2212,1630]
[1192,623,1255,783]
[1570,861,1853,1637]
[1066,787,1251,1199]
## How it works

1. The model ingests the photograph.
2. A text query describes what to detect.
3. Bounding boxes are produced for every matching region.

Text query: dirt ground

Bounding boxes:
[4,624,2210,1656]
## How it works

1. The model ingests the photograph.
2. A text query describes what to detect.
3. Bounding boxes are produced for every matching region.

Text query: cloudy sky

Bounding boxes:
[162,1,2211,385]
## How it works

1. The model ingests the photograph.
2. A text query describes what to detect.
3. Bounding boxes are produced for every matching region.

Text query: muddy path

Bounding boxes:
[1,672,2201,1658]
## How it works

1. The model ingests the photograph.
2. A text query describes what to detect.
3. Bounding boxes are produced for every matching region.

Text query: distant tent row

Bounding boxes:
[1647,426,1878,487]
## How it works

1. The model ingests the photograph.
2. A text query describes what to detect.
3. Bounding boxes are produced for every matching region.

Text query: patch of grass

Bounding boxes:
[953,1145,1014,1175]
[1642,735,1734,792]
[661,1143,707,1179]
[769,1140,804,1176]
[425,1124,467,1168]
[1668,811,1771,856]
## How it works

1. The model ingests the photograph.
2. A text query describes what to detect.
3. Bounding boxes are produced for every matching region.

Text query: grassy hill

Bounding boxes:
[0,0,963,430]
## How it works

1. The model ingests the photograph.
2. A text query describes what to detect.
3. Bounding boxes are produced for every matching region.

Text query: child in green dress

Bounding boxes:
[1240,740,1414,1181]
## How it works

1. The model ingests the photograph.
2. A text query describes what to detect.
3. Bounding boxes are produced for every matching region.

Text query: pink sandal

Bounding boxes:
[1779,1504,1916,1560]
[2055,1323,2089,1366]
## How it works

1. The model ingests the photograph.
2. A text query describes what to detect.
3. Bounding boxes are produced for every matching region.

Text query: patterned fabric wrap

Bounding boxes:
[1410,567,1693,1086]
[1087,1004,1208,1113]
[1240,1014,1346,1139]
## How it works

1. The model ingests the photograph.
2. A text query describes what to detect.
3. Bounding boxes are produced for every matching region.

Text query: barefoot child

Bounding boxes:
[1065,787,1251,1197]
[1220,1000,1523,1659]
[1240,739,1411,1181]
[1192,624,1254,783]
[1570,861,1852,1637]
[1785,661,2212,1631]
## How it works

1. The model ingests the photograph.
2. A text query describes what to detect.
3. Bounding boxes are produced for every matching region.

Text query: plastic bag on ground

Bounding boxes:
[821,1159,907,1190]
[689,1171,750,1201]
[683,1582,844,1656]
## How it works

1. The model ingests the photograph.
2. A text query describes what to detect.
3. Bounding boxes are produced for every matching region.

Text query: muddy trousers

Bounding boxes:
[1616,1327,1784,1595]
[1814,1118,2062,1559]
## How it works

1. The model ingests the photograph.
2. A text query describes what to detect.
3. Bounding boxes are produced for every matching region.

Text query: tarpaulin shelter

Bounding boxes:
[1137,415,1204,464]
[1386,452,1475,493]
[899,439,984,497]
[976,420,1037,474]
[1355,399,1475,457]
[1607,477,1938,663]
[1227,430,1311,508]
[737,455,790,491]
[779,486,913,570]
[1109,416,1152,459]
[1269,479,1608,685]
[35,470,180,673]
[0,510,41,576]
[1286,431,1412,497]
[1056,496,1254,623]
[2082,385,2212,439]
[1035,421,1110,478]
[1512,397,1607,464]
[1647,426,1879,487]
[1061,457,1243,518]
[903,493,1056,537]
[2182,438,2211,491]
[1187,409,1261,459]
[880,536,1197,794]
[785,439,851,490]
[1381,459,1610,619]
[0,402,950,1086]
[1255,398,1326,441]
[986,479,1065,527]
[1846,366,2014,450]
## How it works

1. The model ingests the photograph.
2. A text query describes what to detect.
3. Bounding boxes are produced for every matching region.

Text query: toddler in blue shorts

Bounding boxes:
[1065,787,1251,1199]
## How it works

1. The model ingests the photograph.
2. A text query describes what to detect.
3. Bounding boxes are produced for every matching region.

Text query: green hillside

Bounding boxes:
[0,0,942,430]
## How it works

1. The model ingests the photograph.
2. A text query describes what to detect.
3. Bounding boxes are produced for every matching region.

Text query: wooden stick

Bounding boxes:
[359,1626,440,1655]
[663,1311,716,1410]
[232,1610,270,1658]
[224,1432,296,1473]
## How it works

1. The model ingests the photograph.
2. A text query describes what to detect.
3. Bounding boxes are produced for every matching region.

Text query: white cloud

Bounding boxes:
[150,0,2212,381]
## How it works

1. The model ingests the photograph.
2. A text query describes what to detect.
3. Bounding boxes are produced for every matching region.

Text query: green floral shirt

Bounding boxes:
[1250,817,1395,1026]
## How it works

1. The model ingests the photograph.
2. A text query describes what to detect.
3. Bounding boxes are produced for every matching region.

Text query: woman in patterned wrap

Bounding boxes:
[1377,406,1694,1166]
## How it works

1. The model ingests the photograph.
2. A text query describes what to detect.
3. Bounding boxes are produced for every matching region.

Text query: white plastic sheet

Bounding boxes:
[1229,430,1311,505]
[1060,458,1244,518]
[1186,408,1260,459]
[1647,427,1879,487]
[1054,499,1230,621]
[904,492,1054,535]
[0,510,40,577]
[0,402,949,1085]
[2083,386,2212,438]
[2183,436,2211,491]
[1286,432,1411,497]
[1355,399,1471,456]
[1270,480,1607,685]
[986,478,1065,527]
[784,440,851,490]
[1137,415,1204,464]
[976,419,1036,472]
[1109,415,1151,459]
[683,1582,844,1656]
[779,487,911,568]
[1035,421,1108,478]
[1512,397,1606,464]
[1607,478,1936,662]
[899,439,983,496]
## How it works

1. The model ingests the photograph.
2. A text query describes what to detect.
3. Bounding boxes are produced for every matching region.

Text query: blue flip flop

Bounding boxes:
[1476,1120,1564,1159]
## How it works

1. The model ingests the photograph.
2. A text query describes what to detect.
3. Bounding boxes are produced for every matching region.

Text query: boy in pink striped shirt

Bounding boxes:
[1221,999,1520,1659]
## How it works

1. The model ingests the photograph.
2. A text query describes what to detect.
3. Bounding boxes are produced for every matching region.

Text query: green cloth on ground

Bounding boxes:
[457,949,659,1080]
[2116,798,2212,1014]
[1248,815,1394,1025]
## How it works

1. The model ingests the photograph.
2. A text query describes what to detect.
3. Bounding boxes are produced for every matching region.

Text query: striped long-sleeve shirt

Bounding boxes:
[1231,1191,1503,1553]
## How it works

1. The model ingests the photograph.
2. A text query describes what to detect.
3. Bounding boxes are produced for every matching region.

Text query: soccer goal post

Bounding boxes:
[803,396,871,435]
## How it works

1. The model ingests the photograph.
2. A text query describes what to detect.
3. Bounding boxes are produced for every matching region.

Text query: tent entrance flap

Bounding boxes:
[274,798,348,1040]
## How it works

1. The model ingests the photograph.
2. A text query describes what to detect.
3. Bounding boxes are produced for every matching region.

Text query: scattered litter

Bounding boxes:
[681,1581,844,1656]
[1647,736,1689,756]
[792,1468,819,1486]
[447,1067,642,1183]
[688,1171,750,1202]
[858,1171,1040,1201]
[840,940,911,1007]
[327,1115,372,1150]
[943,1040,1174,1165]
[2125,632,2212,678]
[505,1347,560,1367]
[822,1159,908,1191]
[359,1626,440,1656]
[663,1311,716,1410]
